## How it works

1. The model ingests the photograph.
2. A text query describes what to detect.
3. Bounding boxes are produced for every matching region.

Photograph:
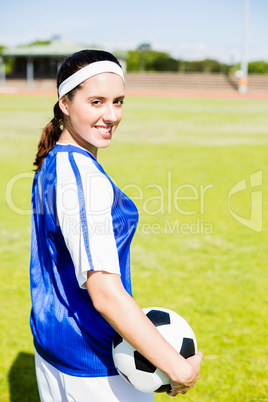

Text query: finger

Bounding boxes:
[168,386,190,396]
[188,351,203,363]
[167,386,184,397]
[166,390,177,397]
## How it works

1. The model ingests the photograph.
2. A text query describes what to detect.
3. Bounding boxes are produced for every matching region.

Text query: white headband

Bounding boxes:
[58,60,125,99]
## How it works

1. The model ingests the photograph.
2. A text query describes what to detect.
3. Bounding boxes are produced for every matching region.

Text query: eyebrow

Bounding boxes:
[87,95,125,101]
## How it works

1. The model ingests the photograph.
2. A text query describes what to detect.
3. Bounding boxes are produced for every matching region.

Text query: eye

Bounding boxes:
[91,99,102,106]
[114,98,124,106]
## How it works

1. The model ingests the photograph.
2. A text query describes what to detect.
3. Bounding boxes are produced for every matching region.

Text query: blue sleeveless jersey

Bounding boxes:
[30,143,139,377]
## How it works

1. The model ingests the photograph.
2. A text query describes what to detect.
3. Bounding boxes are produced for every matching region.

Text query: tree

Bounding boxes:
[154,56,178,72]
[0,45,14,74]
[137,43,152,53]
[0,45,7,55]
[248,61,268,74]
[126,44,178,72]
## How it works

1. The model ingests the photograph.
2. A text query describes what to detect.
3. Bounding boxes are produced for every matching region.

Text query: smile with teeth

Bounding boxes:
[95,126,112,134]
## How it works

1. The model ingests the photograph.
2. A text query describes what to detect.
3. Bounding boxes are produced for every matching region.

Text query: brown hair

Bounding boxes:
[33,50,122,170]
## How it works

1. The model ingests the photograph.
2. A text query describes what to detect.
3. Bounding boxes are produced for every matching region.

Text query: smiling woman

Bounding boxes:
[29,49,202,402]
[33,50,124,169]
[58,73,125,157]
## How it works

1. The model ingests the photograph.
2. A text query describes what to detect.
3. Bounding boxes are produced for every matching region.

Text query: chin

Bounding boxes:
[98,139,112,149]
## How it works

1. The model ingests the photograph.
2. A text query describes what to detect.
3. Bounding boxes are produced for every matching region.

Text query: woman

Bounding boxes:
[30,49,202,401]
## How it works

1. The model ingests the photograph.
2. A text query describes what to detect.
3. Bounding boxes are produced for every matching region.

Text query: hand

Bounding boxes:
[167,351,203,397]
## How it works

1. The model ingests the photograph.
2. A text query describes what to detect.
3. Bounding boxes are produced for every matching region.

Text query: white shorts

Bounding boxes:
[35,350,154,402]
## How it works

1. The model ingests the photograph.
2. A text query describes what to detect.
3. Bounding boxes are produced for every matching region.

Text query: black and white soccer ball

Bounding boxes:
[112,307,197,393]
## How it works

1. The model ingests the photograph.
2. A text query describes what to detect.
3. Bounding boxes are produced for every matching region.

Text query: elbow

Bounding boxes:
[86,271,124,317]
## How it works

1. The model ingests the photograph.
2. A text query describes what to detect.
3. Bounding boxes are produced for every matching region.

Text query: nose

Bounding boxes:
[102,103,118,123]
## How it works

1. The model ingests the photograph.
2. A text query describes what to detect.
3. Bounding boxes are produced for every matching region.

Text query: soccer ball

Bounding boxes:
[112,307,197,393]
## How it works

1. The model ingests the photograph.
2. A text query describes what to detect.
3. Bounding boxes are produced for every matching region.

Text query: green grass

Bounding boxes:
[0,94,268,401]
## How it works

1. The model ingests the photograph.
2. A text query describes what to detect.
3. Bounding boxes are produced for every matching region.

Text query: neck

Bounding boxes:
[61,119,98,158]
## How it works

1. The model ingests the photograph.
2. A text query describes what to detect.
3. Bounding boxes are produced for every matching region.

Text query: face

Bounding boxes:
[59,72,125,156]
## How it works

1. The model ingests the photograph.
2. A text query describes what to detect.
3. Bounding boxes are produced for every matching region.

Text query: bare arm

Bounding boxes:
[86,271,202,396]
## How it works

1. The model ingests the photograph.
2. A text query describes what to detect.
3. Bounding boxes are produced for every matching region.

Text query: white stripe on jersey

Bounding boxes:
[56,152,120,288]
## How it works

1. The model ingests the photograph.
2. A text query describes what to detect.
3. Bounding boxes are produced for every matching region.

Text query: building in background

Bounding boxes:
[0,39,126,88]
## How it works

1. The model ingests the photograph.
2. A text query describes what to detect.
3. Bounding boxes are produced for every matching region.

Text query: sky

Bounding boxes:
[1,0,267,63]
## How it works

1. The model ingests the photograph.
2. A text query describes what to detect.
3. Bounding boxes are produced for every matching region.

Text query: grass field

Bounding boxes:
[0,93,267,401]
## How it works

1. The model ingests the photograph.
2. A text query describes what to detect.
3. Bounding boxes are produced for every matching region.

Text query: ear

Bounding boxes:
[59,96,70,116]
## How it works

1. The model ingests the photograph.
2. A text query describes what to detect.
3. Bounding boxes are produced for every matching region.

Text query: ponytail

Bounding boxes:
[33,102,63,171]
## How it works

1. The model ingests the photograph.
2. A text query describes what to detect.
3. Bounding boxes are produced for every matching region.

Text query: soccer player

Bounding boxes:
[30,49,202,401]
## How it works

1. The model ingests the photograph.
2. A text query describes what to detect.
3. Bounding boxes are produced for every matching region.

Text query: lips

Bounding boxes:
[95,125,113,138]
